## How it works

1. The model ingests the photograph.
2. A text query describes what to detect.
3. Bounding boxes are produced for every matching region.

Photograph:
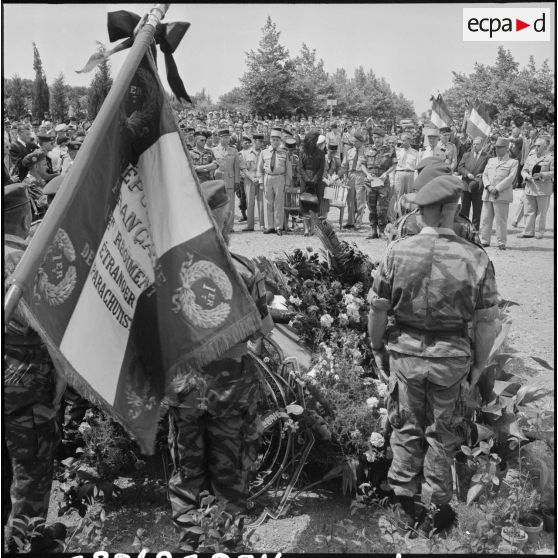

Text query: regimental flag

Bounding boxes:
[466,103,492,140]
[19,52,262,453]
[430,94,453,129]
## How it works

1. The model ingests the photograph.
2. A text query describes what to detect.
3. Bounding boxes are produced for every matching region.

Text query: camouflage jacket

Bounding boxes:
[371,227,498,358]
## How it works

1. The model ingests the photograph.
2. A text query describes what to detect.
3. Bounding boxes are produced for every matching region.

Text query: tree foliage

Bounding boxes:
[442,46,554,127]
[218,86,250,114]
[236,17,414,120]
[32,43,50,119]
[50,73,69,122]
[87,46,113,119]
[5,74,32,119]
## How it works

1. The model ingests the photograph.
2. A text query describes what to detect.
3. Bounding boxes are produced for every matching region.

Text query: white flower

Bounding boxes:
[369,432,385,448]
[366,396,380,409]
[289,295,302,307]
[333,374,340,381]
[378,407,388,416]
[374,381,388,399]
[320,314,334,328]
[350,429,360,439]
[337,313,349,326]
[350,283,363,296]
[78,422,91,435]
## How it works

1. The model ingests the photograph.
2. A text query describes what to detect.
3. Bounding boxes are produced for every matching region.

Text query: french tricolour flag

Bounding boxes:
[21,53,261,453]
[466,103,492,140]
[430,94,453,129]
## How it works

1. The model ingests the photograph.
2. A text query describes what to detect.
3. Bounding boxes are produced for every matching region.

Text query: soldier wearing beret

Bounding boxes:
[167,181,273,549]
[479,137,518,250]
[212,129,241,234]
[363,127,397,239]
[368,174,499,532]
[190,131,219,184]
[21,150,50,219]
[4,185,62,548]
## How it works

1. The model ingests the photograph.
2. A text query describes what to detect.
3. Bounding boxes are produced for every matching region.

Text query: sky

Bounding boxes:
[2,3,555,115]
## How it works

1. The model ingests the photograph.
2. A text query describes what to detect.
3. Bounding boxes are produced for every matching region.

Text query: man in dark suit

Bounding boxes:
[9,125,38,181]
[458,136,489,230]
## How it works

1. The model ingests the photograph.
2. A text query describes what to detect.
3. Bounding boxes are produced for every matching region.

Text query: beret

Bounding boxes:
[252,133,264,140]
[414,175,462,206]
[439,126,451,133]
[54,124,68,132]
[416,156,448,173]
[414,161,452,191]
[495,137,510,148]
[3,183,31,212]
[43,174,65,196]
[201,180,229,210]
[285,138,297,148]
[352,131,367,143]
[22,150,46,168]
[371,127,386,137]
[218,128,230,137]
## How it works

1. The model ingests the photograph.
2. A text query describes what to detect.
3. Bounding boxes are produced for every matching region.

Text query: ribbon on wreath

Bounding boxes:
[77,10,191,104]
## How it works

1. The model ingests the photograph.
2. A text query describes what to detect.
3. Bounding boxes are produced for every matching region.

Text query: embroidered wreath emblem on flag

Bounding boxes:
[171,253,233,328]
[34,228,77,306]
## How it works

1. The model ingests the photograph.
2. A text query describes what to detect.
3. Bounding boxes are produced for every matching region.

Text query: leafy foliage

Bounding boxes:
[442,46,554,126]
[50,73,69,122]
[4,74,32,119]
[87,45,113,119]
[32,43,50,119]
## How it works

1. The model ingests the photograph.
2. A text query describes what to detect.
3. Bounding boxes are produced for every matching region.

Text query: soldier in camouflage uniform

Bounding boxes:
[189,130,219,183]
[364,128,396,239]
[166,181,273,545]
[3,185,60,533]
[368,176,499,529]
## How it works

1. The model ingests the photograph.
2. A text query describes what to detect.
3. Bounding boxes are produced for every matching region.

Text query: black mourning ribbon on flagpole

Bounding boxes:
[77,10,191,104]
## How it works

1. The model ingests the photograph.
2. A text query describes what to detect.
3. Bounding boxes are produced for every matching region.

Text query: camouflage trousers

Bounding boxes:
[386,353,469,506]
[3,345,59,526]
[367,185,390,231]
[167,356,262,526]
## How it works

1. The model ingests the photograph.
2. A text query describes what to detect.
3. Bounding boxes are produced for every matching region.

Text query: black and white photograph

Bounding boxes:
[2,2,555,555]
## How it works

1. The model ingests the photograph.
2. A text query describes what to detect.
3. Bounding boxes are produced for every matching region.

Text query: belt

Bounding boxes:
[266,172,285,176]
[397,323,469,337]
[396,169,414,173]
[5,334,43,346]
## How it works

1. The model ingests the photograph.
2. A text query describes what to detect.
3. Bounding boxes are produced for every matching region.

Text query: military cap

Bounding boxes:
[371,127,386,137]
[439,126,451,134]
[56,135,69,146]
[37,132,55,142]
[414,175,462,206]
[253,133,264,140]
[179,122,187,129]
[186,127,196,133]
[424,128,440,137]
[3,183,31,212]
[202,180,229,210]
[32,120,40,127]
[55,123,68,133]
[328,143,338,151]
[194,129,205,137]
[68,140,83,150]
[270,128,282,138]
[242,135,252,143]
[495,137,510,148]
[352,131,367,143]
[22,150,46,168]
[242,122,252,129]
[43,174,65,196]
[414,161,451,191]
[218,128,230,137]
[285,138,297,149]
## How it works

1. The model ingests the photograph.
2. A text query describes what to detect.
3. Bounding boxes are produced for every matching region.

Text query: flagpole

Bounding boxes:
[4,3,171,324]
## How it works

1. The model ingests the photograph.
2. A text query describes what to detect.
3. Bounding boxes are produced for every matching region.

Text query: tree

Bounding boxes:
[5,74,31,119]
[32,43,50,120]
[218,86,249,114]
[240,16,294,115]
[191,88,215,112]
[442,47,554,128]
[67,85,88,119]
[87,46,113,119]
[50,73,69,122]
